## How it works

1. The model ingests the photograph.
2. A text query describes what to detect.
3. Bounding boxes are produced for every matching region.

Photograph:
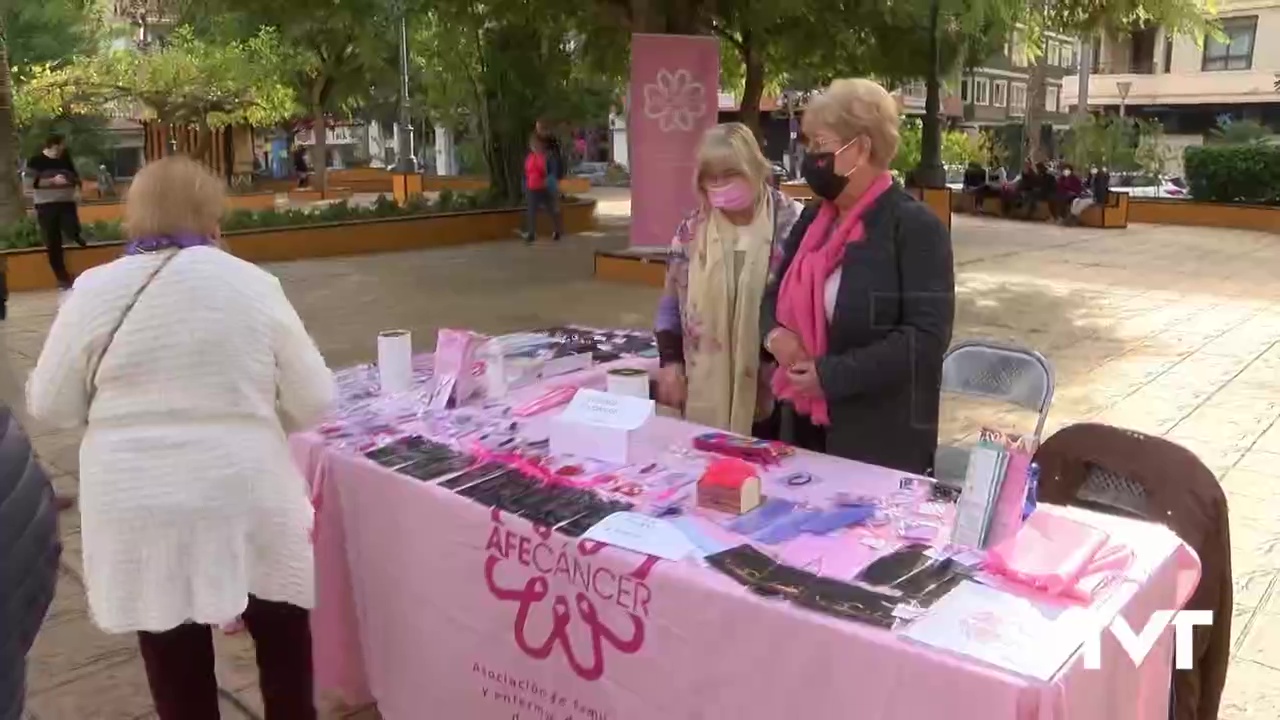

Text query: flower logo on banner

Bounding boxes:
[483,509,659,681]
[643,69,708,133]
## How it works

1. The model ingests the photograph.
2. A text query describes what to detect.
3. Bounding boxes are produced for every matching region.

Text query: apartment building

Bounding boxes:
[1062,0,1280,167]
[958,30,1079,129]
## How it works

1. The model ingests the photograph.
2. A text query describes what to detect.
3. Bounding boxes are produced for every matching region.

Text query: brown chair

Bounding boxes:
[1033,423,1230,720]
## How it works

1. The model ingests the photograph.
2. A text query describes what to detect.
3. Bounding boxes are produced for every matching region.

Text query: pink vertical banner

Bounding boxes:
[628,34,719,248]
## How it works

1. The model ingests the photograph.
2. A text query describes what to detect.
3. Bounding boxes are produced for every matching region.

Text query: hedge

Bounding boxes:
[0,190,531,251]
[1184,144,1280,205]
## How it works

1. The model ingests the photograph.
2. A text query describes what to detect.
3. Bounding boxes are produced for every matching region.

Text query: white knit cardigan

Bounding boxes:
[27,247,335,633]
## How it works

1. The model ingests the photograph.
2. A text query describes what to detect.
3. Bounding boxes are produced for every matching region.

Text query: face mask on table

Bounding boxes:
[705,179,757,211]
[801,138,859,202]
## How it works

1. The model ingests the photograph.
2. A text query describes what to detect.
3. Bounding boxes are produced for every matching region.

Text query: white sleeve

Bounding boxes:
[269,280,335,433]
[26,291,96,429]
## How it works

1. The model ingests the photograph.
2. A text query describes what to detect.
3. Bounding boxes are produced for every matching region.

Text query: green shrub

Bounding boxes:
[0,189,549,251]
[1183,144,1280,205]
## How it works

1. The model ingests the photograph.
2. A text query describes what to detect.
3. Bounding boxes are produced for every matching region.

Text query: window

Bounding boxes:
[1045,86,1060,113]
[1060,43,1073,67]
[992,80,1008,108]
[960,78,972,104]
[1202,16,1257,71]
[974,77,991,105]
[902,82,927,101]
[1047,43,1060,67]
[1010,83,1027,115]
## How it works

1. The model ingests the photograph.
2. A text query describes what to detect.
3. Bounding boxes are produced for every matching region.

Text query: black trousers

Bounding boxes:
[137,596,316,720]
[526,188,563,239]
[34,202,81,288]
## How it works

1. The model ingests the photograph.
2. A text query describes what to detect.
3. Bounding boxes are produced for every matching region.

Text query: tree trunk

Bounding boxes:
[739,36,765,141]
[1075,32,1092,119]
[311,104,329,196]
[914,0,945,188]
[1023,8,1052,161]
[0,34,26,226]
[191,121,213,163]
[627,0,707,34]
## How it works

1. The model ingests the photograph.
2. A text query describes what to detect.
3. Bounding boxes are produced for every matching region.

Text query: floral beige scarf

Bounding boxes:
[683,194,775,434]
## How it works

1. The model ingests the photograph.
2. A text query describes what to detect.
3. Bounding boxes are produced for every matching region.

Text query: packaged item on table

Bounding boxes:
[752,564,820,601]
[726,498,800,536]
[855,545,968,610]
[395,447,475,482]
[512,386,579,417]
[606,367,651,399]
[692,432,794,465]
[556,500,635,537]
[899,519,940,541]
[425,329,486,411]
[459,470,540,507]
[364,435,442,470]
[438,463,508,491]
[857,544,936,587]
[752,507,822,545]
[696,458,763,515]
[793,577,898,628]
[798,505,879,535]
[706,545,778,587]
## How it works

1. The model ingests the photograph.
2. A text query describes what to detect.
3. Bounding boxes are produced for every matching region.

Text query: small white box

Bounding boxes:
[549,389,655,464]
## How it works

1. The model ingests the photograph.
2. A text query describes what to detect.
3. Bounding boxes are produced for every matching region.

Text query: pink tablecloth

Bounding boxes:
[295,423,1199,720]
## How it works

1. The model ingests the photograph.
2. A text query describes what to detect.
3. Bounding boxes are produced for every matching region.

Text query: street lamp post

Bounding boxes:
[394,8,416,173]
[1116,81,1132,119]
[913,0,946,189]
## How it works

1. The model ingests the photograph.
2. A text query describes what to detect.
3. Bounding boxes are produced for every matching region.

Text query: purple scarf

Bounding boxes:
[124,234,218,256]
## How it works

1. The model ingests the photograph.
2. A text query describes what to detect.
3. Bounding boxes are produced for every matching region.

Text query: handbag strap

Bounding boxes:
[87,250,181,404]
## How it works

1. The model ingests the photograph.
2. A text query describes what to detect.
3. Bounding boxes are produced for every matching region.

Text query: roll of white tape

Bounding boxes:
[606,367,650,399]
[377,329,414,395]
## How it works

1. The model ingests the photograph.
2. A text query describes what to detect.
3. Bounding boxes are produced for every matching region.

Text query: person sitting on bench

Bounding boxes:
[1002,160,1039,218]
[961,162,990,211]
[1067,166,1110,225]
[1051,163,1084,222]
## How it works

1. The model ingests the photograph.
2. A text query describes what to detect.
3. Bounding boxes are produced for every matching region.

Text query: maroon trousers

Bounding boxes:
[137,596,316,720]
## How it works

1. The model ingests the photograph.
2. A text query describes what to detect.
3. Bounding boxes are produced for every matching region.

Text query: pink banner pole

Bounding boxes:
[627,34,720,248]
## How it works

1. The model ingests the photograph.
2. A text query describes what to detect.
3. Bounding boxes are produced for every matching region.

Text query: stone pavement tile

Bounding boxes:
[1160,434,1248,478]
[25,658,153,720]
[58,530,84,583]
[1169,408,1272,455]
[1221,659,1280,718]
[1254,422,1280,454]
[1233,603,1259,655]
[1234,451,1280,477]
[26,593,137,695]
[1222,467,1280,504]
[1227,508,1280,608]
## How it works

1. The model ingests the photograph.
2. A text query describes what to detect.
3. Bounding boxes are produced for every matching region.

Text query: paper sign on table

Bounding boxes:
[549,389,655,463]
[582,512,697,561]
[901,580,1096,682]
[952,443,1007,549]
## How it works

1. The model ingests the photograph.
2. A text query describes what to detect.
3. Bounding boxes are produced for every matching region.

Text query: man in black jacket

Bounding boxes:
[26,134,86,290]
[0,405,61,720]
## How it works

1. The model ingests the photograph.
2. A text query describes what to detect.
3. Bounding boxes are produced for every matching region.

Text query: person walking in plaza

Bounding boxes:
[761,79,954,475]
[26,156,335,720]
[653,122,803,436]
[27,134,87,290]
[524,134,563,243]
[0,403,60,720]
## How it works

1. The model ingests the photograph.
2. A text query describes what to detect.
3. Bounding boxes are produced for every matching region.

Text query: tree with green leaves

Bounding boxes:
[413,0,622,202]
[2,0,104,226]
[16,26,296,159]
[177,0,404,192]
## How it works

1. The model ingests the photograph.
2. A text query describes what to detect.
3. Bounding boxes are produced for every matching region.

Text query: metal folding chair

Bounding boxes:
[933,340,1055,486]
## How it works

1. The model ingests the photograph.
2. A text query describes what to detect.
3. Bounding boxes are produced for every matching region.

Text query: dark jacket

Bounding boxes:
[0,406,60,720]
[761,186,955,474]
[1034,423,1230,720]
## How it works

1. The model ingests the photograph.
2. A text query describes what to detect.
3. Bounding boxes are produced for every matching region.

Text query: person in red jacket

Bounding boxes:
[524,134,562,244]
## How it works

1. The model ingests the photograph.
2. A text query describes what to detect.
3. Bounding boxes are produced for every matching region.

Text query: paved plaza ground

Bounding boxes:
[6,188,1280,718]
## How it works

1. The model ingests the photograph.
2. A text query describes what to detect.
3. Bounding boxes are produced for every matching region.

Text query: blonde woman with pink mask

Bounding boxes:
[654,123,802,437]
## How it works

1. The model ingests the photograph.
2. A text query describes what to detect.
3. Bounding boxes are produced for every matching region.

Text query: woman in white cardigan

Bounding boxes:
[27,156,334,720]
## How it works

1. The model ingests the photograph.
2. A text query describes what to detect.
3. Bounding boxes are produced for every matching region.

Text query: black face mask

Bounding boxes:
[801,151,848,202]
[801,139,858,202]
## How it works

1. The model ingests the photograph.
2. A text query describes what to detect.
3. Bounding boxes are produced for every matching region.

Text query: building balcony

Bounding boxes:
[1062,69,1280,108]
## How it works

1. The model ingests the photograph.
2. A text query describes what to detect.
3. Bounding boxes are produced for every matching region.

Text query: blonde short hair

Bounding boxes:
[803,78,901,166]
[125,155,225,239]
[694,122,771,191]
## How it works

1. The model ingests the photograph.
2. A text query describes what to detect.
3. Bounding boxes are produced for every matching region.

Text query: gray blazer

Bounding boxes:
[0,407,60,720]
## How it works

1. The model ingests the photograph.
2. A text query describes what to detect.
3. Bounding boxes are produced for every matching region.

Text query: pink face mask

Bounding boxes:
[704,180,757,211]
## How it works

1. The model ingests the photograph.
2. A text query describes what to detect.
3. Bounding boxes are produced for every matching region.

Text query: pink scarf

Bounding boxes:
[771,172,893,425]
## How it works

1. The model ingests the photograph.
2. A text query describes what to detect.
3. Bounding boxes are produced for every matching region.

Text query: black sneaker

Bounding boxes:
[552,232,562,242]
[74,236,87,247]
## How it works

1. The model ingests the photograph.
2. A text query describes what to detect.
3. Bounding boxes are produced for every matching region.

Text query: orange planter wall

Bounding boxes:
[3,201,597,292]
[421,175,592,195]
[52,192,278,224]
[1128,198,1280,233]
